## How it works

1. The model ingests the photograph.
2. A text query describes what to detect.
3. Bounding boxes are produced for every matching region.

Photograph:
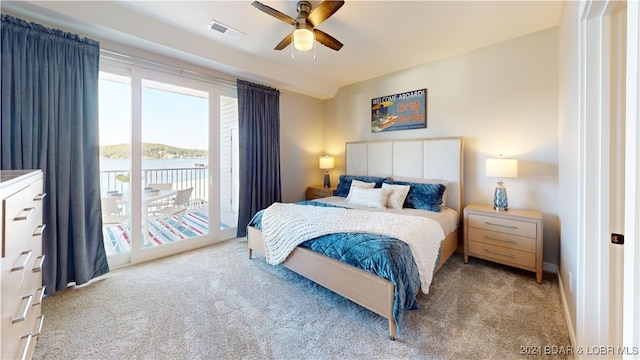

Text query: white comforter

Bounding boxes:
[261,202,446,294]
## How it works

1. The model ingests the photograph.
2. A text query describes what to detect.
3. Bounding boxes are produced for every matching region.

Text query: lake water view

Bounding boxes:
[100,158,209,194]
[100,158,208,172]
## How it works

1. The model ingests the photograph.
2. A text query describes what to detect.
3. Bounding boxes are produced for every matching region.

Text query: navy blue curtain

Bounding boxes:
[1,15,109,294]
[236,79,281,237]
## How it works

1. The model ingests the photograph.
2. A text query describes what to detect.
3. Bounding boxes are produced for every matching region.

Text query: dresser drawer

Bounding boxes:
[467,227,536,253]
[3,194,42,261]
[468,213,537,238]
[467,240,536,269]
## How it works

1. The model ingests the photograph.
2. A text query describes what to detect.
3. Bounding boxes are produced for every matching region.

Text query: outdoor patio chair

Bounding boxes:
[101,196,130,251]
[150,187,193,236]
[146,183,174,210]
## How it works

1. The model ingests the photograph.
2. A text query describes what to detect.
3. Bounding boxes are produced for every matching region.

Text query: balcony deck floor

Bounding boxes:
[103,207,237,256]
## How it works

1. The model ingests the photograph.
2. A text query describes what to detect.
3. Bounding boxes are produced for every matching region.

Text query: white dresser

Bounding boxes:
[1,170,46,360]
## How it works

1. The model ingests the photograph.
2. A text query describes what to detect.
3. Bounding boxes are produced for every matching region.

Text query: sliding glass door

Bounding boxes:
[98,61,237,266]
[99,66,132,265]
[139,78,210,252]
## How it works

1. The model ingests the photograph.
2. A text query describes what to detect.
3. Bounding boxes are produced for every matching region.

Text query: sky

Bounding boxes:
[98,77,208,150]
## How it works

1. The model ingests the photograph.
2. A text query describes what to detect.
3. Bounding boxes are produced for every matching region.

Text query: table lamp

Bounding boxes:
[485,156,518,211]
[319,155,334,188]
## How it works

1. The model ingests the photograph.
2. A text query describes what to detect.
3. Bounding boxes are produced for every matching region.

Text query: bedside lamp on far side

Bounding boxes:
[319,155,334,188]
[485,155,518,211]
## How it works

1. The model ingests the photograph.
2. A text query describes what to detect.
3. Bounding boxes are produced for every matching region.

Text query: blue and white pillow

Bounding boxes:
[335,175,387,197]
[382,180,446,212]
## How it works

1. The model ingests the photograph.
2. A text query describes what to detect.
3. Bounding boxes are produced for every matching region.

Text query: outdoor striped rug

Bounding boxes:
[103,212,209,255]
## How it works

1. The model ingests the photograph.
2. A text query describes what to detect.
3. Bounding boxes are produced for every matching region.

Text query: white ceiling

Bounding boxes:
[2,1,563,99]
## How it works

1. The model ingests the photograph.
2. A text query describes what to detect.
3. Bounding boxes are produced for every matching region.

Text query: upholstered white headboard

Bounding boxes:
[345,137,464,214]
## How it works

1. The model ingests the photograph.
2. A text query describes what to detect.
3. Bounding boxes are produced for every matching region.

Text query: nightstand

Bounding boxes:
[463,203,544,284]
[306,185,336,200]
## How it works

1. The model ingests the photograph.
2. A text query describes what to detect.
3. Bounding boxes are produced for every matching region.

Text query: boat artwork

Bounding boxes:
[371,88,427,132]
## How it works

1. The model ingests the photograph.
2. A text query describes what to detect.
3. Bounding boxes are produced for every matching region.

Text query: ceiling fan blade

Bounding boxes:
[274,32,293,50]
[314,29,343,51]
[252,1,295,25]
[308,1,345,27]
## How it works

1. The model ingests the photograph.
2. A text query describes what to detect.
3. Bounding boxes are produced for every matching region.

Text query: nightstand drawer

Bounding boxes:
[467,227,536,253]
[467,241,535,269]
[306,186,335,200]
[468,213,537,238]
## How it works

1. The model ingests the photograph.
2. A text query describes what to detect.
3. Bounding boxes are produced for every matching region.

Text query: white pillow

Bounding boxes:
[345,180,376,202]
[391,176,449,209]
[381,183,411,209]
[346,187,390,209]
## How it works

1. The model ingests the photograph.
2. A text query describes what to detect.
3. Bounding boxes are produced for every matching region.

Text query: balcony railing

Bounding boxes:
[100,167,208,205]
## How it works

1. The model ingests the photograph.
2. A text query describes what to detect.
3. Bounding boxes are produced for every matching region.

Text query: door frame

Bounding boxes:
[100,58,237,266]
[578,0,639,355]
[578,0,617,349]
[624,0,640,354]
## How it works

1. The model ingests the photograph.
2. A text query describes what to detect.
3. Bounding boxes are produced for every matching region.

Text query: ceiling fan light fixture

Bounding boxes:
[252,0,344,52]
[293,28,314,51]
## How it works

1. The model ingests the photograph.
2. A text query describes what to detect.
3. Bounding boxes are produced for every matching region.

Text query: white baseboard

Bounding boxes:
[543,261,557,273]
[556,269,578,351]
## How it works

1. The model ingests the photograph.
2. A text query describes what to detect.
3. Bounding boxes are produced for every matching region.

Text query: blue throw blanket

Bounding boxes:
[248,200,421,332]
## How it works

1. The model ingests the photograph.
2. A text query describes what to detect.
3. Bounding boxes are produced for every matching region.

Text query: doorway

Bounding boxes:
[98,61,238,267]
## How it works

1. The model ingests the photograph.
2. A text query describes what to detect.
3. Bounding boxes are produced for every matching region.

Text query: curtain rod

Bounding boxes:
[99,48,237,87]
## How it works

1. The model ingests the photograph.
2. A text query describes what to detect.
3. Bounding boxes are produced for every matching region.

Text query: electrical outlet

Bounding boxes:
[569,272,573,292]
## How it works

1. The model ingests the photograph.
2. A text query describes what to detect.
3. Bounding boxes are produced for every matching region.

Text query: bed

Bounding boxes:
[247,137,464,340]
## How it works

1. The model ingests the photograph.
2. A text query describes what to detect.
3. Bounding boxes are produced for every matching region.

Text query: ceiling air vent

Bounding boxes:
[207,20,244,40]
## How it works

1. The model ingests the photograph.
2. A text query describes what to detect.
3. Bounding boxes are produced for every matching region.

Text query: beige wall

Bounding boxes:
[321,28,560,267]
[557,0,579,338]
[279,92,325,203]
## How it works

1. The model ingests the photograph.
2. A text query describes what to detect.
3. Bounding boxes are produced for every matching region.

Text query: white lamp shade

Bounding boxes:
[293,28,314,51]
[485,158,518,178]
[319,156,334,170]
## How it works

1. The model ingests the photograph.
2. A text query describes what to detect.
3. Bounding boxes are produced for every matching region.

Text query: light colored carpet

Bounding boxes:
[33,238,572,359]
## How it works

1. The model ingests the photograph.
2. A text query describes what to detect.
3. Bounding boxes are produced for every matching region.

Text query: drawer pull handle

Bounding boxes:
[20,334,33,360]
[12,250,33,271]
[33,255,45,273]
[33,314,46,336]
[484,235,516,244]
[12,295,33,323]
[484,248,516,259]
[34,193,47,201]
[33,224,47,237]
[484,221,518,229]
[15,207,35,221]
[33,286,46,305]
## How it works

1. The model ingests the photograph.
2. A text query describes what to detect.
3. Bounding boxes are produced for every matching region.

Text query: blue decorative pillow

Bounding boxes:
[335,175,387,197]
[382,180,446,212]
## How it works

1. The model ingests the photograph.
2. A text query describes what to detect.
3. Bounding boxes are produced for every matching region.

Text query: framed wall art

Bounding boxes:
[371,88,427,132]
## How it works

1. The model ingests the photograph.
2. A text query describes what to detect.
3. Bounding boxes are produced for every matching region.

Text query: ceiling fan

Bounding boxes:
[252,1,345,52]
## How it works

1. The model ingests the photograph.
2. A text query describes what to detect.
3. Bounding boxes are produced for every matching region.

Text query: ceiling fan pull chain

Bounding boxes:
[291,28,295,60]
[313,33,317,61]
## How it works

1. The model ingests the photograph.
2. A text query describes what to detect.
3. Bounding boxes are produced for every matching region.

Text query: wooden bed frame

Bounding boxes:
[248,137,464,340]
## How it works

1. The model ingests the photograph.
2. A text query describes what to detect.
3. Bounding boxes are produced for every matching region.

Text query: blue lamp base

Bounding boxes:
[493,182,509,211]
[323,172,331,188]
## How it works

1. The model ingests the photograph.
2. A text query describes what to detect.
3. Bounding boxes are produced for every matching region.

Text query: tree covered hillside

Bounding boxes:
[100,143,207,159]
